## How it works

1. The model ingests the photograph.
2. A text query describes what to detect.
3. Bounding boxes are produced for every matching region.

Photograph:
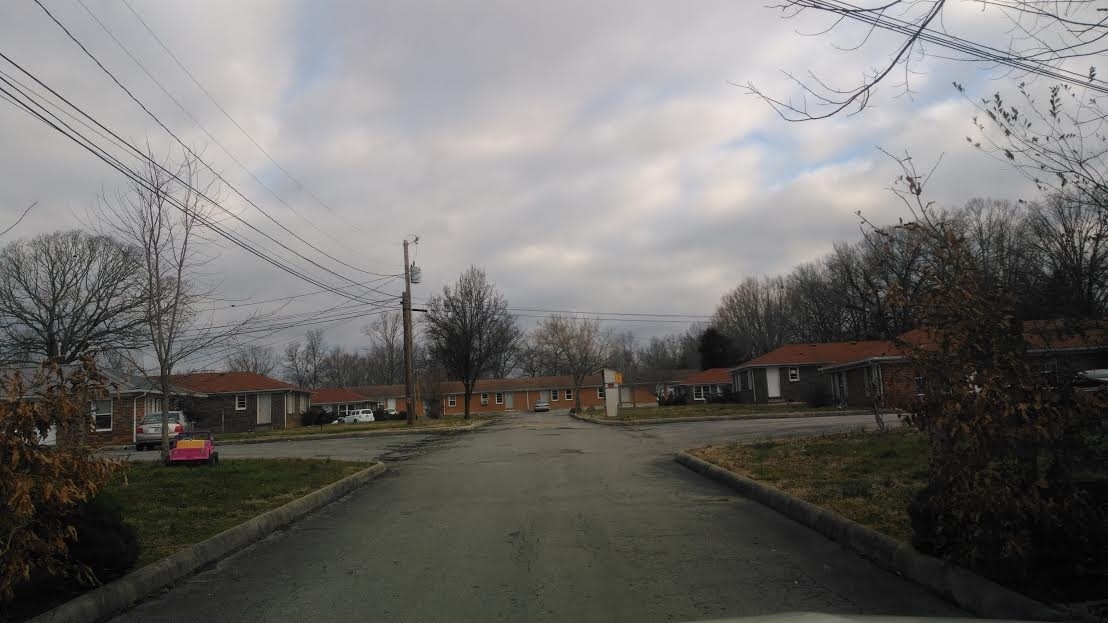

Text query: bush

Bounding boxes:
[299,406,330,427]
[65,494,138,583]
[0,359,119,604]
[7,493,138,619]
[706,388,740,404]
[658,391,689,406]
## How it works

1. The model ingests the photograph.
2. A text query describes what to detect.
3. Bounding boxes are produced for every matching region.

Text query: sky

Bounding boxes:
[0,0,1044,370]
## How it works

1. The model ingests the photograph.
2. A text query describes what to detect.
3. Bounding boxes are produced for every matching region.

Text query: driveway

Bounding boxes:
[112,412,958,623]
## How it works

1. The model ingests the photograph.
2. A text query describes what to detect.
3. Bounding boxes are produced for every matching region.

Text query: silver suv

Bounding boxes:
[136,411,195,450]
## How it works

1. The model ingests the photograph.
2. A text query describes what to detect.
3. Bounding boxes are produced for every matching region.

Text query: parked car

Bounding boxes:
[343,409,376,424]
[533,400,550,412]
[135,411,195,450]
[332,409,376,424]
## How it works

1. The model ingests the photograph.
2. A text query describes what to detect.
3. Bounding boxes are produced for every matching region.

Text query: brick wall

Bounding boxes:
[777,365,830,404]
[438,385,607,414]
[87,394,141,446]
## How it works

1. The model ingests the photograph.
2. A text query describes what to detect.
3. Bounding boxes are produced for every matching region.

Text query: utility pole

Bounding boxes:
[402,237,417,426]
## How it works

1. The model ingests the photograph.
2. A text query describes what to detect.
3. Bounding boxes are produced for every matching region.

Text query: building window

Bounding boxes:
[235,394,246,411]
[481,393,489,406]
[495,392,503,405]
[448,395,457,408]
[739,371,751,391]
[551,389,559,401]
[597,387,605,399]
[693,385,704,400]
[92,399,112,431]
[788,367,800,382]
[914,372,925,395]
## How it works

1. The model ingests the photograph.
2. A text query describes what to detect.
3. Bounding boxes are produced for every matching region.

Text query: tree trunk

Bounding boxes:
[159,370,171,460]
[575,382,583,413]
[463,385,472,420]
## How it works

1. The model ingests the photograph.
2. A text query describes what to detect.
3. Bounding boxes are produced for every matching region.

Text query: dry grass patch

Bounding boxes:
[690,430,928,542]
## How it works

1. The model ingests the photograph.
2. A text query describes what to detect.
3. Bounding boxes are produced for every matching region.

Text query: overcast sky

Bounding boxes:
[0,1,1040,370]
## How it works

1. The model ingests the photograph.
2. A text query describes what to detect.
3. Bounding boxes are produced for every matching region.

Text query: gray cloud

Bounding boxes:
[0,0,1040,369]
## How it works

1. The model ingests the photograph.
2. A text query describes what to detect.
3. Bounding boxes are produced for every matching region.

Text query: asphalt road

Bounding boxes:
[112,412,960,623]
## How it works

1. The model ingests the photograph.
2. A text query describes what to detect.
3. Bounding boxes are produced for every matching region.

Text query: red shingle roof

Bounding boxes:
[739,341,903,368]
[311,387,372,405]
[170,371,302,394]
[347,373,606,398]
[677,368,733,385]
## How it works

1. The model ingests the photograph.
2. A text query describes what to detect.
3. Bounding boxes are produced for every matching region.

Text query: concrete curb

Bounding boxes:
[673,451,1072,621]
[100,419,491,451]
[30,462,387,623]
[570,410,874,426]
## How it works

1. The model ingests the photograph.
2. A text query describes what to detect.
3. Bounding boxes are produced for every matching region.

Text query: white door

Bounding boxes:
[387,398,397,410]
[539,390,549,402]
[257,393,272,425]
[505,392,514,409]
[766,368,782,399]
[619,386,632,404]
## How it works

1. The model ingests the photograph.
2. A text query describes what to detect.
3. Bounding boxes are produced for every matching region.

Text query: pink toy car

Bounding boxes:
[164,431,219,466]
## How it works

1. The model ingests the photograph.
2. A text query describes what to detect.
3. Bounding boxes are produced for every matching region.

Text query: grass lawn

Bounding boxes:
[107,459,369,566]
[690,430,927,542]
[217,414,489,442]
[598,402,843,421]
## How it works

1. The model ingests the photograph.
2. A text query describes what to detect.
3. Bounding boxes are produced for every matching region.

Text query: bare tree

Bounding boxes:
[100,148,252,456]
[227,344,278,376]
[786,260,848,343]
[363,312,404,385]
[516,333,553,377]
[636,334,688,370]
[749,1,1107,121]
[1026,193,1108,317]
[423,267,520,419]
[534,315,612,413]
[320,347,374,387]
[714,276,792,359]
[0,230,146,365]
[607,330,638,374]
[284,329,327,389]
[485,337,522,379]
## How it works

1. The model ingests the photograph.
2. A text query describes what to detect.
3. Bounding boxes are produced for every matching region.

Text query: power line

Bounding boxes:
[797,0,1108,93]
[30,0,399,302]
[0,53,392,307]
[75,0,387,270]
[411,297,713,320]
[117,0,379,243]
[184,306,394,372]
[207,277,403,312]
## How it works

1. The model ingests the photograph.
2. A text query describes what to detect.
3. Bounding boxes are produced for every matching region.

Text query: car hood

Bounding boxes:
[687,614,1024,623]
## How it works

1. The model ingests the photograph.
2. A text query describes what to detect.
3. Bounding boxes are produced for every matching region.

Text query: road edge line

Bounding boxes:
[570,410,873,426]
[673,450,1076,622]
[29,461,387,623]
